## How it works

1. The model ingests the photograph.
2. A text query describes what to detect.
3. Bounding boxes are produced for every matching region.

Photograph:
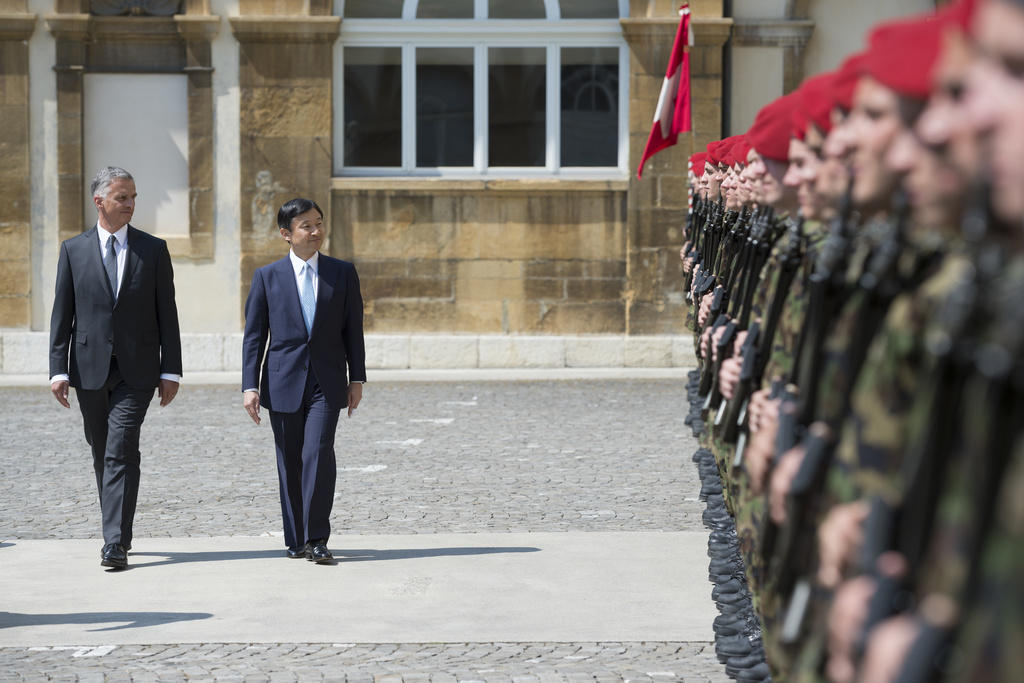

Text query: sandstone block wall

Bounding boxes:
[330,180,629,335]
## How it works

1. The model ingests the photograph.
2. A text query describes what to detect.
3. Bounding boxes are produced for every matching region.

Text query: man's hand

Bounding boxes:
[769,446,806,524]
[348,382,363,417]
[860,614,921,683]
[827,576,877,683]
[243,390,261,424]
[818,500,871,588]
[158,379,179,407]
[51,380,70,409]
[744,413,779,495]
[719,357,742,400]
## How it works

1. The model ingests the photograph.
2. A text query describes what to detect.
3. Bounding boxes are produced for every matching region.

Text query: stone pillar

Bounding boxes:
[0,3,37,326]
[621,0,731,334]
[229,7,339,312]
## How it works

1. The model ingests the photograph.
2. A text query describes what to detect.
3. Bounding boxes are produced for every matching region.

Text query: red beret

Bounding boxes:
[730,137,752,166]
[690,152,708,177]
[793,71,838,138]
[717,135,746,167]
[747,92,801,162]
[705,140,723,166]
[862,11,956,100]
[832,52,869,112]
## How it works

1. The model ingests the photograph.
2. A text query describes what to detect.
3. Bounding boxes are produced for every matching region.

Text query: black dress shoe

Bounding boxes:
[306,541,334,564]
[286,546,307,559]
[100,543,128,569]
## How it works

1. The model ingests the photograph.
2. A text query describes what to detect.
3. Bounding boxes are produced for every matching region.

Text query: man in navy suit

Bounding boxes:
[241,197,366,563]
[49,166,183,569]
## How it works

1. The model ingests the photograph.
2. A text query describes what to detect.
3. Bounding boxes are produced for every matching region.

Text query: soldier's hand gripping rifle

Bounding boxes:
[693,203,728,307]
[773,193,915,642]
[851,186,1018,678]
[719,214,803,443]
[683,198,711,300]
[708,209,782,424]
[758,185,858,567]
[697,209,749,394]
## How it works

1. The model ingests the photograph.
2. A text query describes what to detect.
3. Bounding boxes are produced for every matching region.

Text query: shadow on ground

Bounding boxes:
[0,611,212,632]
[120,546,541,568]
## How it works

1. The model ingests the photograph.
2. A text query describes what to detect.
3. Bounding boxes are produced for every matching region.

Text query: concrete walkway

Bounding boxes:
[0,532,714,647]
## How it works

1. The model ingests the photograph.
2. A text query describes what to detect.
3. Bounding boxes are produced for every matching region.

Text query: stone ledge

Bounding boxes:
[0,332,697,374]
[331,177,629,193]
[620,16,733,47]
[731,19,815,48]
[0,12,37,41]
[228,15,340,42]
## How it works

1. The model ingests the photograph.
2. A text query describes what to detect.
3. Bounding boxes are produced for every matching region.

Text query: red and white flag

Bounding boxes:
[637,4,694,179]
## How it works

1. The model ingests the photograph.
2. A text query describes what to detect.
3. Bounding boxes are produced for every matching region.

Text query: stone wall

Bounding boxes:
[331,179,628,335]
[623,0,731,334]
[0,3,35,327]
[230,6,339,316]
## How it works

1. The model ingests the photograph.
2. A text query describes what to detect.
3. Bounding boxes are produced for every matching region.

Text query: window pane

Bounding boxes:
[489,0,545,19]
[344,47,402,167]
[561,47,618,166]
[560,0,619,19]
[417,48,474,167]
[489,47,546,167]
[417,0,473,18]
[343,0,402,18]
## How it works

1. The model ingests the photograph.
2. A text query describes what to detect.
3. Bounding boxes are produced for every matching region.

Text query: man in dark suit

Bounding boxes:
[242,197,366,564]
[49,166,182,569]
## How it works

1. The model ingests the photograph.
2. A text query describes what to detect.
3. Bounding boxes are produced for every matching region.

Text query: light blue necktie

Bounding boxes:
[300,263,316,335]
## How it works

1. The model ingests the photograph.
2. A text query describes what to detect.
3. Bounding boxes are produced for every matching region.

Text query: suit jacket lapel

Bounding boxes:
[115,225,139,309]
[311,255,336,337]
[278,257,307,336]
[85,226,118,305]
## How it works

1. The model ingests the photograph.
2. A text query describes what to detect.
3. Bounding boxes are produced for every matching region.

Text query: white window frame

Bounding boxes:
[333,0,629,179]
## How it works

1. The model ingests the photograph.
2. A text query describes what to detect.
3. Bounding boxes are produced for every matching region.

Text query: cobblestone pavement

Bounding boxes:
[0,380,724,682]
[0,642,725,683]
[0,381,703,539]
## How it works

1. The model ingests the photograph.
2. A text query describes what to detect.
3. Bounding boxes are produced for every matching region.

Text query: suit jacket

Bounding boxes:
[49,225,183,391]
[242,253,366,414]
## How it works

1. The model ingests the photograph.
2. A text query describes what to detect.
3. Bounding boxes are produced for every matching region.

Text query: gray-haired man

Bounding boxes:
[49,167,182,569]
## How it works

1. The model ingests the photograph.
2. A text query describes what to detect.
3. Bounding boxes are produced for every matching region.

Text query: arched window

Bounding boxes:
[335,0,629,176]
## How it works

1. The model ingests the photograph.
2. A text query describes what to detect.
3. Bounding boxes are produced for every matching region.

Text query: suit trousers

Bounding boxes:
[268,372,340,550]
[75,357,153,547]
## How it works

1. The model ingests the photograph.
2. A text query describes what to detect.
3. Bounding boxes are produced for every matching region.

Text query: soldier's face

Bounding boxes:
[887,126,962,232]
[817,108,854,212]
[707,166,723,199]
[919,28,981,182]
[786,137,826,220]
[734,164,752,205]
[966,0,1024,223]
[848,76,904,211]
[762,157,795,211]
[723,170,742,210]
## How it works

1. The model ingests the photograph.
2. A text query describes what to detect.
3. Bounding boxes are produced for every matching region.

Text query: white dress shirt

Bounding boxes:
[49,224,180,386]
[290,249,319,300]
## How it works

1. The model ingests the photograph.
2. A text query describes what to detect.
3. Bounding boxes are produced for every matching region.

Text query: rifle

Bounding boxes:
[757,184,859,570]
[852,186,1019,675]
[708,209,782,422]
[720,215,805,444]
[773,193,915,632]
[697,209,751,395]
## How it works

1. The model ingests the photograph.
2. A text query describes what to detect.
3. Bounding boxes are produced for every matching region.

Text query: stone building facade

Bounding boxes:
[0,0,933,366]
